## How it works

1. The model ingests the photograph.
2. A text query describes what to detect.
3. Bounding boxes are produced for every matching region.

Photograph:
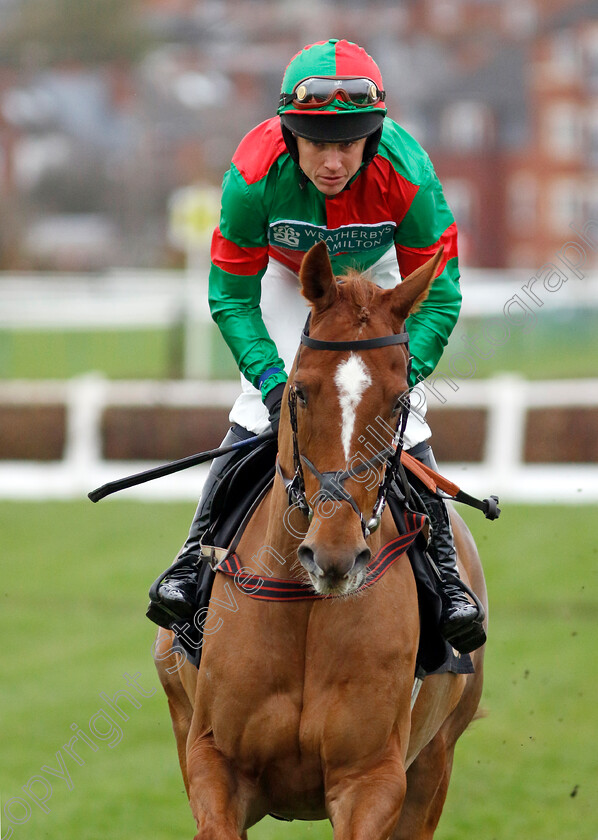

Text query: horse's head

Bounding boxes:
[278,241,442,597]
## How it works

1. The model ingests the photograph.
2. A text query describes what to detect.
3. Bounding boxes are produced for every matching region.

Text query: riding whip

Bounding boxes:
[87,429,277,503]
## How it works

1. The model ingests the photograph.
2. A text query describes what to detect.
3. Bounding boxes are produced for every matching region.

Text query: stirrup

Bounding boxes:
[146,600,180,630]
[443,618,486,655]
[440,574,487,655]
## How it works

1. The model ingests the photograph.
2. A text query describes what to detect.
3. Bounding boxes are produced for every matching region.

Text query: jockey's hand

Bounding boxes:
[264,383,286,434]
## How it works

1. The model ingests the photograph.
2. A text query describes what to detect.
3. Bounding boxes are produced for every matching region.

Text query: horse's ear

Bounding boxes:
[300,242,338,312]
[389,247,444,321]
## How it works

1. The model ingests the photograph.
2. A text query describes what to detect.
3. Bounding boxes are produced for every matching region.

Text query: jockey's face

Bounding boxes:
[295,136,367,196]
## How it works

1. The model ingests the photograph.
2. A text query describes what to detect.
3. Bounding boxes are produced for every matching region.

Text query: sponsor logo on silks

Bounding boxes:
[269,220,396,254]
[270,223,301,248]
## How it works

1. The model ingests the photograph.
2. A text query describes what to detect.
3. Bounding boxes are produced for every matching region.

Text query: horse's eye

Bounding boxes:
[294,386,307,406]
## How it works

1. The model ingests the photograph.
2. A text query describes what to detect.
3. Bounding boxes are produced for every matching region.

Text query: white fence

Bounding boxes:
[1,374,597,503]
[1,267,598,502]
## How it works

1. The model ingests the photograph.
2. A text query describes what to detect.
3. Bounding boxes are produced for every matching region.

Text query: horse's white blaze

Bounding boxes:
[334,353,372,461]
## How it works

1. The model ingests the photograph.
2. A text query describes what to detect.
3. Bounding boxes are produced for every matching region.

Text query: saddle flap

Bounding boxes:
[202,435,278,551]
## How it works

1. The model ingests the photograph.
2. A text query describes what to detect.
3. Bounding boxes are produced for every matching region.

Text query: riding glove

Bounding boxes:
[264,382,286,433]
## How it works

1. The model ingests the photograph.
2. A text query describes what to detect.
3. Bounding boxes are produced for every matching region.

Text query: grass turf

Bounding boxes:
[0,327,237,380]
[2,309,598,381]
[0,501,596,839]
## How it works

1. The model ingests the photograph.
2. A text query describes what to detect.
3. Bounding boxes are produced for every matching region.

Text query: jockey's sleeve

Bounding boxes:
[208,161,287,400]
[394,164,462,388]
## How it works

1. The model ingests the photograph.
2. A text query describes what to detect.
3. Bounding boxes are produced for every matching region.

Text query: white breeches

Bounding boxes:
[228,247,432,449]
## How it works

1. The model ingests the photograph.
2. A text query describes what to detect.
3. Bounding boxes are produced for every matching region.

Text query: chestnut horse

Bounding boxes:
[154,242,487,840]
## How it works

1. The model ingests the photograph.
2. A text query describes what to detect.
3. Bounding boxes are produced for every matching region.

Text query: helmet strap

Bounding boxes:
[362,125,383,167]
[279,118,384,185]
[280,121,300,165]
[280,122,309,189]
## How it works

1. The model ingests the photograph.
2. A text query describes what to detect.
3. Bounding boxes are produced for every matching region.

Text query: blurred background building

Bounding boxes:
[1,0,597,271]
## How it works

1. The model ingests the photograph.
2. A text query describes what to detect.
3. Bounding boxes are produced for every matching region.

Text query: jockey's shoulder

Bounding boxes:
[231,117,289,186]
[377,117,434,187]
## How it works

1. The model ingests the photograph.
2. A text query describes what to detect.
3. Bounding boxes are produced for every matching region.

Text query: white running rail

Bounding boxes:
[1,374,597,503]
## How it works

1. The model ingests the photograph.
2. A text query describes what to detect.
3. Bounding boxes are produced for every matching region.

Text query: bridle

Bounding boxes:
[276,317,411,539]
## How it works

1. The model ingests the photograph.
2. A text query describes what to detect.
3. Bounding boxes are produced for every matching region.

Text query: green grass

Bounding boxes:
[0,326,238,380]
[2,309,597,381]
[443,310,598,380]
[0,328,173,379]
[1,501,597,839]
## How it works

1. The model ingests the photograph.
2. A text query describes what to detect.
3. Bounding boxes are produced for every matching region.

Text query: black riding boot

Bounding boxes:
[408,442,486,654]
[147,424,254,628]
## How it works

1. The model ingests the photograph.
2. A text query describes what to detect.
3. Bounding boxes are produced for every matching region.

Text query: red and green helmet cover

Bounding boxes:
[278,39,387,143]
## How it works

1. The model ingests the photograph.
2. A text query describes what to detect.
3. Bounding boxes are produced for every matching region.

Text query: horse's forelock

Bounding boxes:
[308,271,385,336]
[337,272,380,324]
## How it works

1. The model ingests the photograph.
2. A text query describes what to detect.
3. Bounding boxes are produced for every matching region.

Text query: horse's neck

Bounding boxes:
[254,478,305,580]
[238,430,305,580]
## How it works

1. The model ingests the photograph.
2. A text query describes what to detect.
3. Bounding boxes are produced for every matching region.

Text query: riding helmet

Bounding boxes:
[278,39,387,167]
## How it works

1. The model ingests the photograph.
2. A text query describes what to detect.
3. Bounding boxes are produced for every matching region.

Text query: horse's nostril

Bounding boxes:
[354,547,371,572]
[299,542,371,585]
[298,544,317,573]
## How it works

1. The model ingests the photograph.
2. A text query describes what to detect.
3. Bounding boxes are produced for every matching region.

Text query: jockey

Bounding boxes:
[148,39,482,651]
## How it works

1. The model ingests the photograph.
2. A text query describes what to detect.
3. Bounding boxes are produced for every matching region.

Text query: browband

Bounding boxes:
[301,328,409,351]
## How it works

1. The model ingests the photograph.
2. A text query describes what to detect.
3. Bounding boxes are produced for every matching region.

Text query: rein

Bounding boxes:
[277,318,411,538]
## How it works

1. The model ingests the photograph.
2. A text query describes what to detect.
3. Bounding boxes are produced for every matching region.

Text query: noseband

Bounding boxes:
[276,320,411,539]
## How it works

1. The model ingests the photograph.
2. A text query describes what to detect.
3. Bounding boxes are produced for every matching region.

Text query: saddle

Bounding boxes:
[170,444,474,677]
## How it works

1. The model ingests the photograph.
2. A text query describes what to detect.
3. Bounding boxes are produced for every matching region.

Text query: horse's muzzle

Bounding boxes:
[298,541,371,596]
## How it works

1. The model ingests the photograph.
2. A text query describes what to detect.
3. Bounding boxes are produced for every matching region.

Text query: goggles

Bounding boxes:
[280,76,386,110]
